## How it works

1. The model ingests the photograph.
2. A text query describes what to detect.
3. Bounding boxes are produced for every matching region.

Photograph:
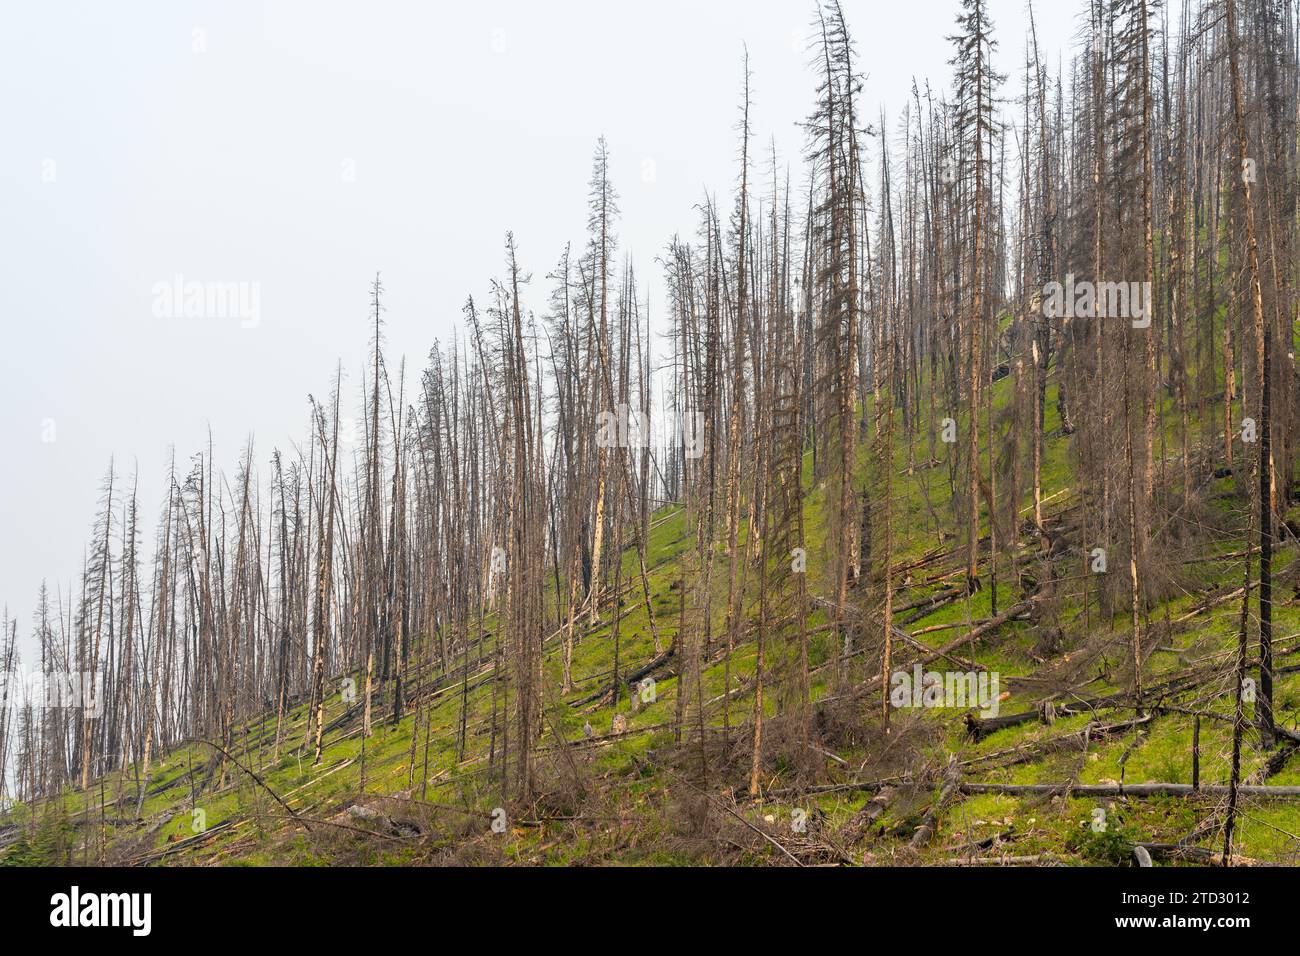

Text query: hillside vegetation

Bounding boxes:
[5,364,1300,867]
[4,0,1300,868]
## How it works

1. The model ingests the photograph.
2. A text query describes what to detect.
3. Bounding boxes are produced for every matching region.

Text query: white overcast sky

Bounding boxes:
[0,0,1085,649]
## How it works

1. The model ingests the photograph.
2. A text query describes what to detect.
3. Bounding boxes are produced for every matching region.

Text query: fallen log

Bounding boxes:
[1172,583,1256,625]
[963,716,1153,771]
[911,756,962,849]
[1264,741,1300,778]
[965,666,1216,740]
[854,597,1041,696]
[945,828,1017,856]
[835,786,897,848]
[568,647,675,707]
[1136,841,1272,867]
[943,854,1056,866]
[754,776,903,801]
[897,587,962,625]
[961,782,1300,799]
[127,818,236,865]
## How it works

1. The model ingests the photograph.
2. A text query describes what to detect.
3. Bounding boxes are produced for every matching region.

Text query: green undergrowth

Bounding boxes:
[5,351,1299,867]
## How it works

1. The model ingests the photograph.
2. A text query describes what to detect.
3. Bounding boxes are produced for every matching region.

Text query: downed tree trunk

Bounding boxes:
[963,716,1152,770]
[1136,841,1273,867]
[911,756,961,849]
[961,782,1300,799]
[944,854,1055,866]
[1172,582,1256,625]
[568,647,675,707]
[128,819,236,865]
[965,666,1218,740]
[1265,741,1300,778]
[853,597,1041,696]
[896,587,962,625]
[835,786,897,848]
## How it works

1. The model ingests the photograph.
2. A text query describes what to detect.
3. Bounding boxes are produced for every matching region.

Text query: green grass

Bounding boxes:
[6,340,1300,867]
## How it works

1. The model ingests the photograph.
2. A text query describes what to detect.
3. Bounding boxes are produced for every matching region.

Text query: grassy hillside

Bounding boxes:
[5,360,1300,869]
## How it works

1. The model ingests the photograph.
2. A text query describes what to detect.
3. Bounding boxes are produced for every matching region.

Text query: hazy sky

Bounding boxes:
[0,0,1081,652]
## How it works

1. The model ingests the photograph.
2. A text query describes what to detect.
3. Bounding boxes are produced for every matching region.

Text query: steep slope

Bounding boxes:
[5,366,1300,868]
